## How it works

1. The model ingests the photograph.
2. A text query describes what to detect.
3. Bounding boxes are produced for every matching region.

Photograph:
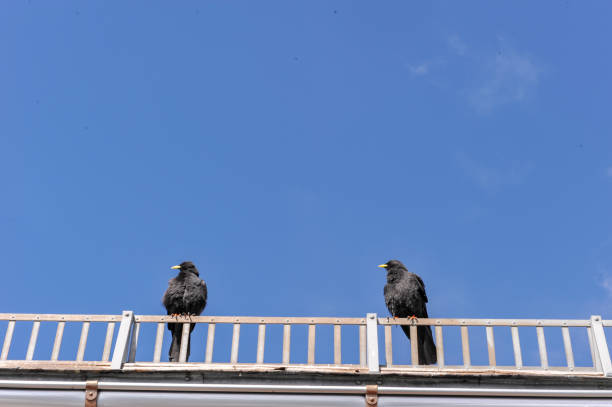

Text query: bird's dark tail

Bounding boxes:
[400,325,437,365]
[167,323,195,362]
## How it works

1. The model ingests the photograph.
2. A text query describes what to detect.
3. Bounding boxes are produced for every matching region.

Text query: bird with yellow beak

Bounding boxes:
[162,261,207,362]
[378,259,437,365]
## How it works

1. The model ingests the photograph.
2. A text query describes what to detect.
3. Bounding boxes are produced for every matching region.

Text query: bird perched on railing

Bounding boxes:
[378,260,437,365]
[162,261,207,362]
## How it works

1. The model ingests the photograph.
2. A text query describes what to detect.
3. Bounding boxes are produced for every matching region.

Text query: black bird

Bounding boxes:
[379,260,437,365]
[162,261,207,362]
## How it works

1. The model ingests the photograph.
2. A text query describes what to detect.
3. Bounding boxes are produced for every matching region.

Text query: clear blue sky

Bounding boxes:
[1,1,611,366]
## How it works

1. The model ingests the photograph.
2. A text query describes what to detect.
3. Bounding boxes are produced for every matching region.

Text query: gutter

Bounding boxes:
[1,380,612,398]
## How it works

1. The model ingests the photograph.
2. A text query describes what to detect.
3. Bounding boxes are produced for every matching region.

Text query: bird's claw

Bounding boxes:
[408,315,418,324]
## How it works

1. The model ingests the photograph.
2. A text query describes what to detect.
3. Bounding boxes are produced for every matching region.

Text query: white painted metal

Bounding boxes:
[153,323,164,363]
[587,325,601,371]
[562,326,574,370]
[76,322,90,362]
[1,320,15,360]
[333,325,341,365]
[307,325,316,365]
[536,326,548,369]
[590,315,612,376]
[25,321,40,361]
[359,325,366,367]
[204,323,215,363]
[3,380,612,398]
[435,325,444,367]
[283,324,291,364]
[51,321,65,361]
[111,310,134,370]
[485,326,495,367]
[0,311,608,377]
[230,324,240,364]
[384,325,393,367]
[461,326,470,367]
[128,321,141,363]
[257,324,266,364]
[179,323,190,363]
[102,322,115,362]
[366,313,379,373]
[511,326,522,369]
[409,325,418,366]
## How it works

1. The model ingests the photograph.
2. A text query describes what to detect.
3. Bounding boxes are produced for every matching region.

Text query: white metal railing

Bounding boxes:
[0,312,611,377]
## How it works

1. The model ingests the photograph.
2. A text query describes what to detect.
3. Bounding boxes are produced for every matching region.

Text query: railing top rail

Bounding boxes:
[0,313,121,322]
[378,317,591,327]
[0,313,595,327]
[602,320,612,327]
[134,315,367,325]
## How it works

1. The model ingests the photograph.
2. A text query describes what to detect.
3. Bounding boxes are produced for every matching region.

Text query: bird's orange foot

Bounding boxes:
[393,315,399,320]
[408,315,418,324]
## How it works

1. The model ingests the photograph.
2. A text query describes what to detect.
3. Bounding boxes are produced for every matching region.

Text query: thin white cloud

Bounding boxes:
[408,62,429,76]
[600,274,612,297]
[407,35,541,113]
[448,35,467,55]
[470,50,540,112]
[456,152,532,190]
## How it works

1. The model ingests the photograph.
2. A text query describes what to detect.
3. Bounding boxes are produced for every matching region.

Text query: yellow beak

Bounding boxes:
[378,264,388,268]
[170,265,181,270]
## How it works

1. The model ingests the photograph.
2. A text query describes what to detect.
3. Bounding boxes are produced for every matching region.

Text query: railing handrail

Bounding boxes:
[0,313,121,322]
[134,315,367,324]
[378,317,592,327]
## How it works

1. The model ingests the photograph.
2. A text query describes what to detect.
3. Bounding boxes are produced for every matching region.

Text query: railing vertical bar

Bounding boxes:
[435,325,444,367]
[308,324,316,365]
[587,325,599,370]
[178,323,190,363]
[282,324,291,364]
[536,326,548,369]
[334,324,341,365]
[230,323,240,364]
[461,326,471,367]
[485,326,496,367]
[409,325,418,366]
[511,326,522,368]
[256,324,266,364]
[153,323,164,363]
[590,315,612,376]
[25,321,40,361]
[205,323,215,363]
[102,322,115,362]
[1,321,15,361]
[359,325,366,367]
[51,321,65,361]
[384,325,393,367]
[127,322,141,363]
[562,326,575,370]
[76,322,90,362]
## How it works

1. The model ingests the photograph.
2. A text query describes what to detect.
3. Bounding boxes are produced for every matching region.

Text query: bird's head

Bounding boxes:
[170,261,199,276]
[378,259,407,271]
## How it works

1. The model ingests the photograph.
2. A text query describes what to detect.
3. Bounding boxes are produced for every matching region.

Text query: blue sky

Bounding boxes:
[1,1,612,366]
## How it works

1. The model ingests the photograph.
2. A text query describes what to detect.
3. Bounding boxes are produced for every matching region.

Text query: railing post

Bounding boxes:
[366,313,380,373]
[590,315,612,377]
[111,311,134,370]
